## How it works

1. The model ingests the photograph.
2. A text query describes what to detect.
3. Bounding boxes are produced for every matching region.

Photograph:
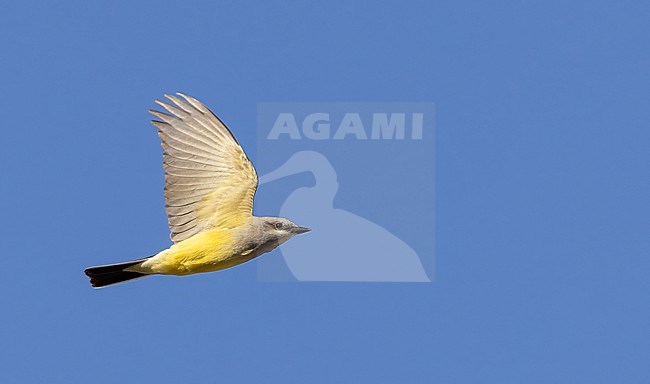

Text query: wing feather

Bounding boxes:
[157,128,220,155]
[159,137,224,164]
[150,93,258,243]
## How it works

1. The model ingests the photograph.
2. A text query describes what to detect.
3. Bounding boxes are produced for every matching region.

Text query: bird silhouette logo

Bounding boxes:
[260,150,430,282]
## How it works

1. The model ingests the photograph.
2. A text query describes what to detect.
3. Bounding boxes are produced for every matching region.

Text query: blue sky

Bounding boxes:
[1,1,649,383]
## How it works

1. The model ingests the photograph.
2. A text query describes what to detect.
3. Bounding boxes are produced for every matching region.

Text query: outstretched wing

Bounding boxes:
[149,93,258,243]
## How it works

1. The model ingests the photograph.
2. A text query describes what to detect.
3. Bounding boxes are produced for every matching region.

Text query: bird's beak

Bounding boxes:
[292,226,311,234]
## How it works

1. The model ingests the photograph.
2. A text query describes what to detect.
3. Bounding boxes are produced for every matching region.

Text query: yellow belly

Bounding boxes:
[146,228,241,275]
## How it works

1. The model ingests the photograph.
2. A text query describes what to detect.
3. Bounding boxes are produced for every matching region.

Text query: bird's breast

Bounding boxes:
[148,228,244,275]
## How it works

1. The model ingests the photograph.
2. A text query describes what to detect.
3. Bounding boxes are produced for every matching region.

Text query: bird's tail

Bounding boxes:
[84,257,152,288]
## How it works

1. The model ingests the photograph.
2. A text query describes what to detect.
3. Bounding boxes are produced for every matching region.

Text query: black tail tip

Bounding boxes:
[85,268,148,288]
[84,260,149,288]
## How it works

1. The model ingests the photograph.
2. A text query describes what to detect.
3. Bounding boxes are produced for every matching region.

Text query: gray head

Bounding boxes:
[252,217,311,245]
[262,217,310,235]
[234,217,309,260]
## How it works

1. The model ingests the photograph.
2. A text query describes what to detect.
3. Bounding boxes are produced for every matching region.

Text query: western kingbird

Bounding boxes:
[84,93,310,288]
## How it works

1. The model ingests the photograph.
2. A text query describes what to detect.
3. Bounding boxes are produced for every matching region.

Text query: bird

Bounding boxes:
[84,93,310,288]
[260,151,429,282]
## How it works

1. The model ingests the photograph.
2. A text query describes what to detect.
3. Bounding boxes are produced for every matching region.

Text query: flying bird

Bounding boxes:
[84,93,310,288]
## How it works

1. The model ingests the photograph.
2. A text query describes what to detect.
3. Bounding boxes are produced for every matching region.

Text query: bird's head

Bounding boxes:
[258,217,311,242]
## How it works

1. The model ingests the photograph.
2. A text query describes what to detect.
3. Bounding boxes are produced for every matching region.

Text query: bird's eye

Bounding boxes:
[274,222,283,230]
